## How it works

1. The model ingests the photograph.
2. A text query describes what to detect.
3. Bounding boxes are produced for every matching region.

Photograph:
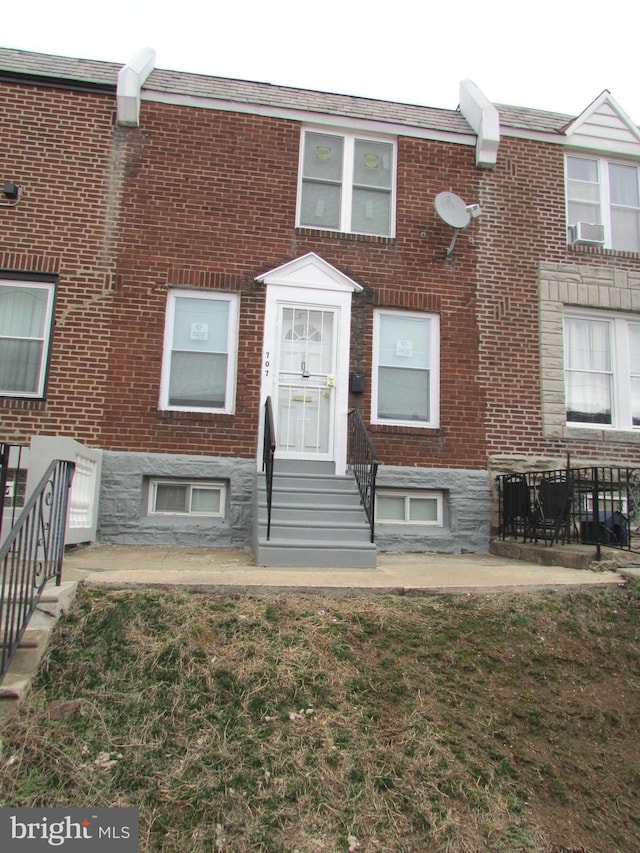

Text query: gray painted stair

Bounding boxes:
[255,461,376,568]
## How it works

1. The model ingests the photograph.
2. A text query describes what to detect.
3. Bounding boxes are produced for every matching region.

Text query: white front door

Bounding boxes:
[257,253,364,475]
[275,305,337,459]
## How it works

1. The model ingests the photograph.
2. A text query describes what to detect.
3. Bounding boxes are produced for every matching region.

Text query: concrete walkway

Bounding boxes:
[61,544,634,594]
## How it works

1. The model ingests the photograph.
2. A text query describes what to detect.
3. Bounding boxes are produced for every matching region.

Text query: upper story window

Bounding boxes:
[564,310,640,430]
[372,309,439,428]
[0,279,55,399]
[297,129,395,237]
[160,290,239,413]
[566,155,640,252]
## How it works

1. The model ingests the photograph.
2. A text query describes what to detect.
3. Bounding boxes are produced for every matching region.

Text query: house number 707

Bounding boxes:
[264,352,270,376]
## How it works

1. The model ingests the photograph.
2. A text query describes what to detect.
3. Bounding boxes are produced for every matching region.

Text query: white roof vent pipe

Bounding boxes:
[459,79,500,168]
[117,47,156,127]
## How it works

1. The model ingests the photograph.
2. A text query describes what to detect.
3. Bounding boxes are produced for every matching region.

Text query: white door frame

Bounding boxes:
[256,253,362,475]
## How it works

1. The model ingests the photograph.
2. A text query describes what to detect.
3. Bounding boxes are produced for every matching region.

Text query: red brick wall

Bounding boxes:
[0,81,117,446]
[476,136,640,465]
[6,81,579,470]
[97,100,488,468]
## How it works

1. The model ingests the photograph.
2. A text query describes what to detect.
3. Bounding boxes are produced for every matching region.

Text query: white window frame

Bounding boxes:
[148,480,226,517]
[297,127,396,237]
[0,279,55,399]
[375,489,444,526]
[159,289,239,414]
[566,154,640,252]
[371,309,440,428]
[563,308,640,431]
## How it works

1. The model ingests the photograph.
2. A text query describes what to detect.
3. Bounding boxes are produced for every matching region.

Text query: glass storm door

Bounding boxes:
[276,306,337,458]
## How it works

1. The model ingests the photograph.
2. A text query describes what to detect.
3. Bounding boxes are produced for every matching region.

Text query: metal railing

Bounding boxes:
[1,459,75,682]
[496,465,640,558]
[347,408,378,543]
[1,443,28,542]
[262,397,276,541]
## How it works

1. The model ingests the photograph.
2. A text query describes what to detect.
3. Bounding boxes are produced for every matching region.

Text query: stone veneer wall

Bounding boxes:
[539,261,640,447]
[374,466,490,553]
[98,451,256,547]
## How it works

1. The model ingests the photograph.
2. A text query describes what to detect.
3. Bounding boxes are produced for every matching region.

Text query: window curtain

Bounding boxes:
[564,318,612,423]
[0,287,48,394]
[630,324,640,426]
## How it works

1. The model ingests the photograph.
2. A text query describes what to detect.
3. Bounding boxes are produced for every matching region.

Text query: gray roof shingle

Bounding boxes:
[0,46,120,86]
[0,46,582,137]
[145,67,473,135]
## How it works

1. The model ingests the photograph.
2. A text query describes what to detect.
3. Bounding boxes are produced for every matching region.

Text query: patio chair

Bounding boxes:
[500,473,534,540]
[533,473,573,546]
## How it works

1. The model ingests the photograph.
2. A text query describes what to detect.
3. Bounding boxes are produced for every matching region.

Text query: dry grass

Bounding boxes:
[1,582,639,852]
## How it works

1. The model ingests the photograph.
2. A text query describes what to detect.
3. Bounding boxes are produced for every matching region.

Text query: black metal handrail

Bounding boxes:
[0,443,28,542]
[0,459,75,682]
[262,397,276,540]
[347,408,378,543]
[496,465,640,557]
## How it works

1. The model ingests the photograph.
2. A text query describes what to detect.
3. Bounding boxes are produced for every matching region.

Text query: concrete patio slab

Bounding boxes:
[61,544,630,595]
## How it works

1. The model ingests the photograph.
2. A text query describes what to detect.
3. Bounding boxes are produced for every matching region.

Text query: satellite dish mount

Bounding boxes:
[434,191,481,258]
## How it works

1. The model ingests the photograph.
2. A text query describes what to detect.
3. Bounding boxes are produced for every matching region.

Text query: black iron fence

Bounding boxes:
[496,465,640,558]
[347,408,378,543]
[0,458,75,682]
[262,397,276,541]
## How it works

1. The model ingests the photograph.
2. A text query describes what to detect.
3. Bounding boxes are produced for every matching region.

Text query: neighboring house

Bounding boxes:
[1,47,639,566]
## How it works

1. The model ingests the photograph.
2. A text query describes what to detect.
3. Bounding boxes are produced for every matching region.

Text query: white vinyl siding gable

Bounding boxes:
[298,129,395,237]
[160,290,239,413]
[0,280,55,398]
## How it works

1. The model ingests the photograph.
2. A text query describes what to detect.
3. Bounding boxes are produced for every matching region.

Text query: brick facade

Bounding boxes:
[475,136,640,470]
[2,49,640,552]
[0,81,117,446]
[2,88,487,469]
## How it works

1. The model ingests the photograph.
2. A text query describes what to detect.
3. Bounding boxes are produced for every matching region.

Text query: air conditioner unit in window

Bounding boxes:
[568,222,605,245]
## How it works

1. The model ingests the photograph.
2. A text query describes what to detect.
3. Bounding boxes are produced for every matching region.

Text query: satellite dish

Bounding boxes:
[433,191,482,258]
[434,191,471,230]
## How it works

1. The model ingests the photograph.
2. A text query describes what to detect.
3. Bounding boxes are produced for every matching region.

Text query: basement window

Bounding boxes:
[148,480,226,517]
[375,490,443,525]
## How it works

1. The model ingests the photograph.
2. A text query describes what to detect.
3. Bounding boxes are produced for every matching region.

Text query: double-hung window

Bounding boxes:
[372,310,439,427]
[0,279,55,398]
[566,155,640,252]
[564,311,640,429]
[298,129,395,236]
[160,290,239,413]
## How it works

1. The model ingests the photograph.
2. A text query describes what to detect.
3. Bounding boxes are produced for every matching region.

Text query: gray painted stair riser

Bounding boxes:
[255,542,377,569]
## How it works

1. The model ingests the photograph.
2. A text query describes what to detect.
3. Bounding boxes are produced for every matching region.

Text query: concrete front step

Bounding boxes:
[265,474,360,494]
[0,580,78,720]
[255,538,377,569]
[255,464,376,568]
[259,519,371,543]
[490,539,628,570]
[259,501,368,524]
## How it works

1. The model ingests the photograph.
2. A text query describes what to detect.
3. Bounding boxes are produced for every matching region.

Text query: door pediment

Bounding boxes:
[255,252,363,294]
